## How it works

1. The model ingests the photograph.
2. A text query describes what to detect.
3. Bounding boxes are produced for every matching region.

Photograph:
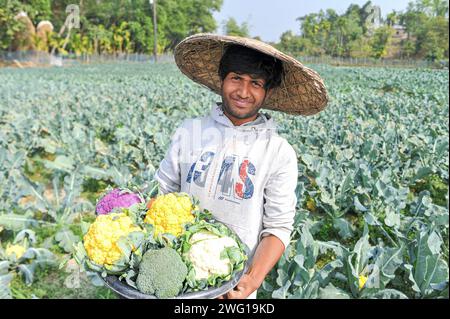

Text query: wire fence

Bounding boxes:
[296,55,448,69]
[0,50,447,69]
[0,51,174,68]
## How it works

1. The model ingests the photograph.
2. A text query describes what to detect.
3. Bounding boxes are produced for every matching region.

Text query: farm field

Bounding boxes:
[0,62,448,299]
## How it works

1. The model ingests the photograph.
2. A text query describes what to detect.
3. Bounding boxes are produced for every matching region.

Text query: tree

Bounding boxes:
[53,0,222,54]
[278,30,317,55]
[370,25,394,58]
[0,0,24,50]
[290,0,448,60]
[399,0,449,60]
[386,11,400,26]
[223,17,249,37]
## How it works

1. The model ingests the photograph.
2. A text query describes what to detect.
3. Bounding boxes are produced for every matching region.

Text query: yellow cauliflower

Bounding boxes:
[359,274,368,290]
[83,212,142,266]
[144,193,195,237]
[6,244,26,259]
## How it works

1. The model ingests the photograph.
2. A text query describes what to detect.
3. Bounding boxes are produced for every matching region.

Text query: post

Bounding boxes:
[150,0,158,63]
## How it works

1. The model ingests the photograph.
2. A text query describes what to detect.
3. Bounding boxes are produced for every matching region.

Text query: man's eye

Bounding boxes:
[232,76,241,81]
[252,81,263,88]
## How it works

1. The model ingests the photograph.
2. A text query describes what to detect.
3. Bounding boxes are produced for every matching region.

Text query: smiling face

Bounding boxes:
[220,72,271,126]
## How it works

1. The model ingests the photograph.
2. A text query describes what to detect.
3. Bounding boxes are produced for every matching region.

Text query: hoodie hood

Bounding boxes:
[210,103,277,132]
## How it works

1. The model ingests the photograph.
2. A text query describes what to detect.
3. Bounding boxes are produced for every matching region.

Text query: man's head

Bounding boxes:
[218,45,283,125]
[175,34,328,116]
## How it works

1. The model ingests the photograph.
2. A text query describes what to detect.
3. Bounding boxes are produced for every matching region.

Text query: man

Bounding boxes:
[155,34,328,299]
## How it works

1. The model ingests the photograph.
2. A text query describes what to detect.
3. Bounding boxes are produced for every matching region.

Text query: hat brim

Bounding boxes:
[174,33,328,116]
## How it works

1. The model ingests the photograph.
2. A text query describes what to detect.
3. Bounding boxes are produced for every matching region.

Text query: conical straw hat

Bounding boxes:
[174,33,328,116]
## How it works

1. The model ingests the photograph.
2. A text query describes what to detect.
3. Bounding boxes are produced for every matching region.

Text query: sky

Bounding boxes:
[213,0,412,42]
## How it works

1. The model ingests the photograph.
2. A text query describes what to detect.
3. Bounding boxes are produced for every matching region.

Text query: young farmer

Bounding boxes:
[155,34,328,298]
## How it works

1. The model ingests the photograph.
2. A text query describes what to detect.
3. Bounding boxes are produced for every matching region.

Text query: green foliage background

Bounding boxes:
[0,0,448,61]
[0,61,448,298]
[277,0,449,61]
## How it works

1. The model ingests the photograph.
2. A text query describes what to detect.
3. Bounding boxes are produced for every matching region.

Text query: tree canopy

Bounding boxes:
[278,0,448,61]
[0,0,448,61]
[0,0,223,54]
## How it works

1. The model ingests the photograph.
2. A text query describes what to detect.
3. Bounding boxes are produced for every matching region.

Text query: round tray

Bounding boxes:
[102,262,248,299]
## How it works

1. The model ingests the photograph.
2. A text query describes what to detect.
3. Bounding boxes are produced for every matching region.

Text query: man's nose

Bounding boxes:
[237,81,250,99]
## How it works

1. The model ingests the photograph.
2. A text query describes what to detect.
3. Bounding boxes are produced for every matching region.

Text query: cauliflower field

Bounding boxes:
[0,62,448,299]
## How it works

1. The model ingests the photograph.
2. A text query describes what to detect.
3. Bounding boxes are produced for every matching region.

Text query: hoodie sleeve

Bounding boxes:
[259,141,298,250]
[154,122,186,194]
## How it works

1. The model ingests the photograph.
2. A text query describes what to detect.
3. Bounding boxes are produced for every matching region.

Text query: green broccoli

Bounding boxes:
[136,247,188,298]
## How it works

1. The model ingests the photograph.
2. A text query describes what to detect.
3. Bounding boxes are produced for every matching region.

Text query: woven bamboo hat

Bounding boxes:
[174,33,328,116]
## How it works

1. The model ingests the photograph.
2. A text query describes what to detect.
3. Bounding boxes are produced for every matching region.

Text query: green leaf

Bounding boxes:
[272,280,291,299]
[0,274,14,299]
[82,165,111,180]
[317,259,344,286]
[73,242,87,267]
[0,212,37,231]
[384,207,400,228]
[55,229,80,253]
[0,261,10,274]
[412,167,434,183]
[14,229,37,245]
[353,227,371,274]
[378,246,404,288]
[427,231,443,255]
[276,268,290,287]
[333,217,354,240]
[406,230,449,297]
[293,255,311,284]
[362,289,409,299]
[44,155,75,172]
[319,283,351,299]
[221,246,244,265]
[261,280,274,292]
[18,263,36,285]
[354,196,368,212]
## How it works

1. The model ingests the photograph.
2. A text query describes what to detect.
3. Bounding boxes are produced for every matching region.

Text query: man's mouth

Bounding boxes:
[231,98,252,108]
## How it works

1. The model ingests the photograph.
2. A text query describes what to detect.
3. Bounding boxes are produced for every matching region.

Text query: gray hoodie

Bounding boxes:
[155,103,298,255]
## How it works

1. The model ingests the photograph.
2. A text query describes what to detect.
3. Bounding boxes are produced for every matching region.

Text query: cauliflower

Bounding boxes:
[83,212,143,266]
[144,193,195,237]
[359,275,368,290]
[136,247,188,298]
[5,243,26,259]
[95,188,143,215]
[186,231,238,280]
[178,220,248,291]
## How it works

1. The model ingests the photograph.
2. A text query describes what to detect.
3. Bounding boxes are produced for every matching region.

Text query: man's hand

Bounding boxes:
[217,235,285,299]
[218,273,261,299]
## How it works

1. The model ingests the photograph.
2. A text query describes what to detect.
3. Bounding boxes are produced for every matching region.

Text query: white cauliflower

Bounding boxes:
[186,231,238,280]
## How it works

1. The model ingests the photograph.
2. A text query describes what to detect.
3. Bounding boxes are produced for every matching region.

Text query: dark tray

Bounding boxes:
[102,262,248,299]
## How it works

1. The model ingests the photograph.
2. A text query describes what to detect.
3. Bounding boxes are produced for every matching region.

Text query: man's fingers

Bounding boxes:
[227,288,244,299]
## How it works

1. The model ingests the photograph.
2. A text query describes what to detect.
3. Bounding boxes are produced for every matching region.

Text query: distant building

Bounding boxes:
[392,25,408,40]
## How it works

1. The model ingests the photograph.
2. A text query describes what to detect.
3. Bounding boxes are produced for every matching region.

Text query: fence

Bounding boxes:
[0,50,446,69]
[0,51,174,68]
[296,55,447,69]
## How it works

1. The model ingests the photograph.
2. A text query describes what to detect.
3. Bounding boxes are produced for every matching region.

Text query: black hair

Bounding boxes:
[218,44,283,91]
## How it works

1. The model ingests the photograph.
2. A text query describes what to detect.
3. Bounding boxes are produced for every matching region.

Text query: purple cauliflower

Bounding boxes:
[95,188,143,215]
